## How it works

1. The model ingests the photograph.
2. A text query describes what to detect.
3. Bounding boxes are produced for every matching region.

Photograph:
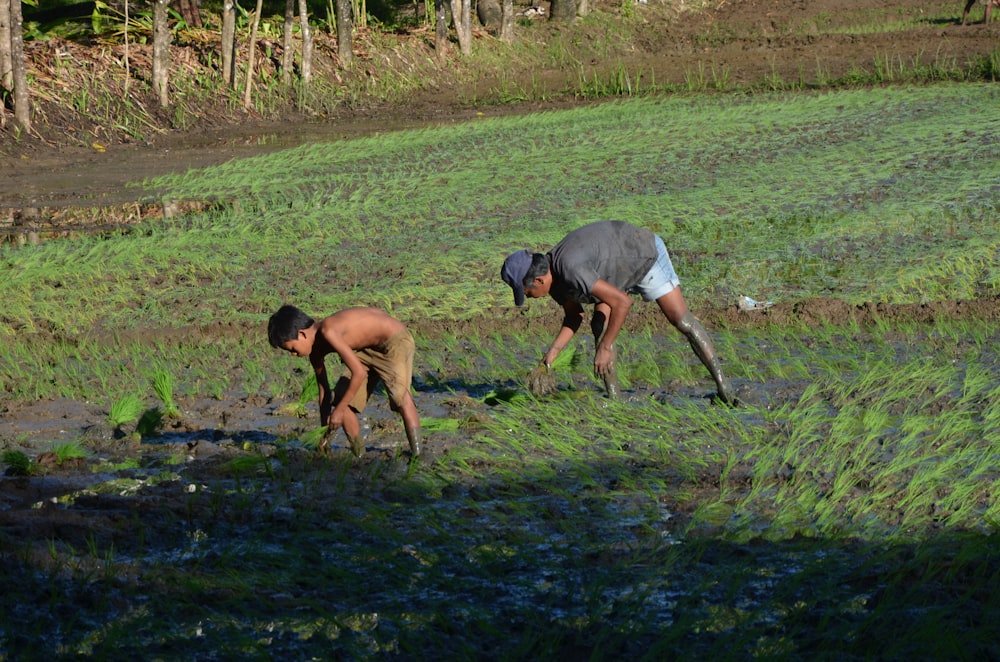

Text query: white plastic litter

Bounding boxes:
[738,295,774,311]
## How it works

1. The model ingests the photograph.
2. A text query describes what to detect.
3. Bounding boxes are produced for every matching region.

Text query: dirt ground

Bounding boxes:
[2,0,999,588]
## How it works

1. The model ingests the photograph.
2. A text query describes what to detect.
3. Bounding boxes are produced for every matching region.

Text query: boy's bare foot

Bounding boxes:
[348,435,364,458]
[405,425,422,457]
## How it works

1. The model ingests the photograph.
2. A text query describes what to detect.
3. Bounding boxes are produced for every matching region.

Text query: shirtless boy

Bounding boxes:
[267,305,422,458]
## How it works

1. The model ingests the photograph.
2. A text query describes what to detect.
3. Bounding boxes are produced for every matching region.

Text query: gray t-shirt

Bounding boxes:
[547,221,657,305]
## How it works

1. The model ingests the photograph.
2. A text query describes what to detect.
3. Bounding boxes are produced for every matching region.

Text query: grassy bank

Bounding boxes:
[5,0,999,151]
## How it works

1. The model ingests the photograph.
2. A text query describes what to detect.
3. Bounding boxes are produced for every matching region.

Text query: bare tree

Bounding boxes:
[281,0,294,84]
[243,0,264,108]
[152,0,172,107]
[6,0,28,131]
[500,0,514,42]
[549,0,576,23]
[1,0,11,94]
[297,0,312,82]
[450,0,472,55]
[221,0,237,87]
[335,0,353,65]
[177,0,202,26]
[123,0,131,91]
[434,0,448,63]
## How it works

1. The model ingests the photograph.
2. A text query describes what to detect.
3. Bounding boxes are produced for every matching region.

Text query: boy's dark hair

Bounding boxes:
[523,253,550,288]
[268,305,314,348]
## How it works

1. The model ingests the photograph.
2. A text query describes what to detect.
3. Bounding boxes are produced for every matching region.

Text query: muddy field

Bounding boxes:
[2,0,999,656]
[3,294,998,542]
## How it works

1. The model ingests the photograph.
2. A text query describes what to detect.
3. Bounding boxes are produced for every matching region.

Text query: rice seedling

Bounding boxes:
[52,440,89,464]
[152,368,182,418]
[298,425,329,450]
[107,395,145,429]
[4,85,998,337]
[275,373,319,418]
[1,449,32,476]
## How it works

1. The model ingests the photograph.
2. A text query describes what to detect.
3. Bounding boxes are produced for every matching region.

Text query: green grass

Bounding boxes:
[2,84,998,339]
[1,82,999,658]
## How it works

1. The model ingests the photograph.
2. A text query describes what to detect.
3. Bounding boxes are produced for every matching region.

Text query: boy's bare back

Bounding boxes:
[315,307,407,355]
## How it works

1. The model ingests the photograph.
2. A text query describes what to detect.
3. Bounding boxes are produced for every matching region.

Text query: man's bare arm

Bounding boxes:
[542,300,585,367]
[589,279,631,376]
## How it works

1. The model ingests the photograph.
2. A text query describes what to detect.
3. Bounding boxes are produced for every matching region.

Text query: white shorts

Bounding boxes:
[633,235,680,301]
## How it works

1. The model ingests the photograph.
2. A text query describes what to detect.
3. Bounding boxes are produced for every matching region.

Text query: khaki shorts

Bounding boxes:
[339,329,415,413]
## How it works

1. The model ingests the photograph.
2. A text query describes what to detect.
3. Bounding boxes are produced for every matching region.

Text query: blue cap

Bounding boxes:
[501,250,533,306]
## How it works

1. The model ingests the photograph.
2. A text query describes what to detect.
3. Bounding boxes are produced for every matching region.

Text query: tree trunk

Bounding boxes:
[499,0,514,42]
[434,0,448,63]
[281,0,294,84]
[297,0,312,82]
[476,0,500,30]
[549,0,576,23]
[123,0,131,92]
[353,0,366,28]
[577,0,589,17]
[177,0,202,26]
[221,0,237,87]
[243,0,264,109]
[152,0,171,107]
[335,0,352,65]
[1,0,12,94]
[9,0,29,131]
[449,0,471,55]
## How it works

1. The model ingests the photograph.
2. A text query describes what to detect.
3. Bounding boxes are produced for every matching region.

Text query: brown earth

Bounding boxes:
[1,0,999,586]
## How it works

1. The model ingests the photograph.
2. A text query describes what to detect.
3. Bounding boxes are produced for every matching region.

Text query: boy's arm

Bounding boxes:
[310,354,333,428]
[542,300,585,368]
[326,338,368,431]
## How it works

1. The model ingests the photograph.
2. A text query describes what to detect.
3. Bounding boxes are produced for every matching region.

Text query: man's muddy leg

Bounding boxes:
[657,289,736,405]
[676,312,735,404]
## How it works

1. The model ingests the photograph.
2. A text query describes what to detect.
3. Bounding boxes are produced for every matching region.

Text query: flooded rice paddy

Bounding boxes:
[3,307,999,658]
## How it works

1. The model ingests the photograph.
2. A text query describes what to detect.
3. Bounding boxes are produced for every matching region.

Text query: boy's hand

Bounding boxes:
[327,406,346,432]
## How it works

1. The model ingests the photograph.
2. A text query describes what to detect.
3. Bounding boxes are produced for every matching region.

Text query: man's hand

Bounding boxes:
[594,345,616,377]
[526,360,558,396]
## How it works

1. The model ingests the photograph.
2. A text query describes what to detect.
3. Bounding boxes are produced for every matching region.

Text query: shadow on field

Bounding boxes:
[1,440,998,658]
